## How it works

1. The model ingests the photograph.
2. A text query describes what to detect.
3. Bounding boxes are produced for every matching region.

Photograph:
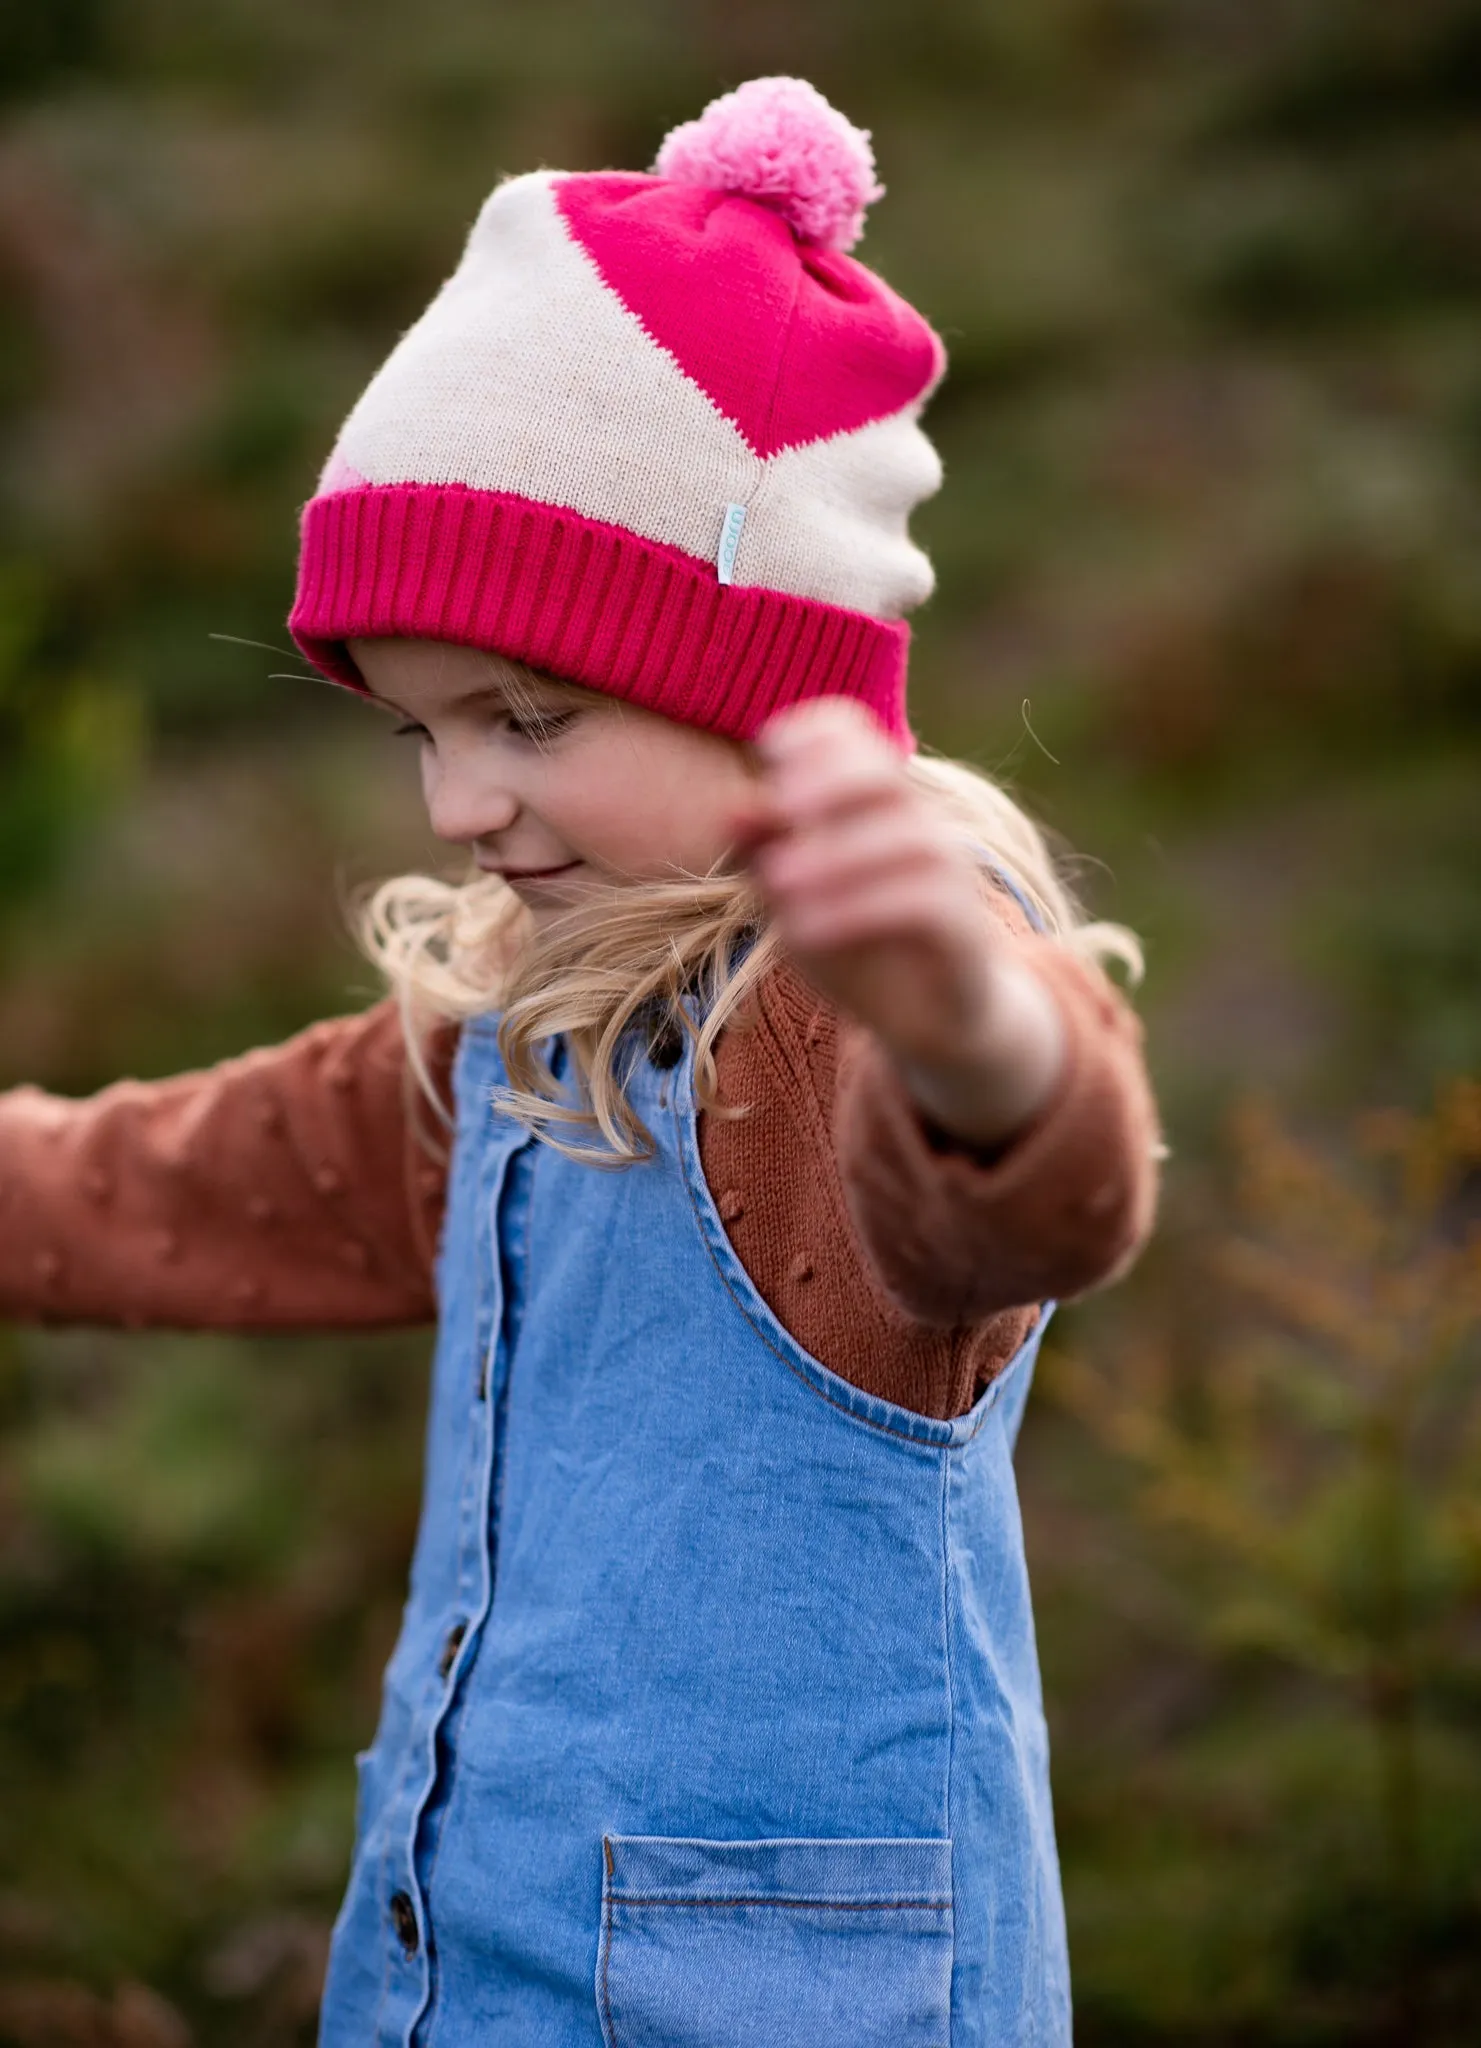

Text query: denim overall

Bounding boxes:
[319,901,1070,2047]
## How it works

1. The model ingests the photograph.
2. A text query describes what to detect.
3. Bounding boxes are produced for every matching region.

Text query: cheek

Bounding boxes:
[570,789,642,856]
[542,755,630,839]
[547,728,745,868]
[665,749,748,833]
[639,770,739,868]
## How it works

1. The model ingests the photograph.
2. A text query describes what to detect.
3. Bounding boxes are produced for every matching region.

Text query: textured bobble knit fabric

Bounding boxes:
[0,920,1160,1421]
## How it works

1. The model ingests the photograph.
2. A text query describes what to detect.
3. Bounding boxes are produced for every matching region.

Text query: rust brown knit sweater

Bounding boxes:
[0,921,1160,1420]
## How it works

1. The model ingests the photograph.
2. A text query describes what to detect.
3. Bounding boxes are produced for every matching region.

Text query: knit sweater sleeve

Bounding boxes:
[0,1000,453,1329]
[832,932,1161,1327]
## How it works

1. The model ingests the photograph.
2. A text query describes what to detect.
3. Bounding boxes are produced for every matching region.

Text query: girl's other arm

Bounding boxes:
[0,1001,452,1328]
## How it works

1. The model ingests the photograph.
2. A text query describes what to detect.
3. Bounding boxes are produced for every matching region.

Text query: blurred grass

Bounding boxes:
[1,0,1479,2040]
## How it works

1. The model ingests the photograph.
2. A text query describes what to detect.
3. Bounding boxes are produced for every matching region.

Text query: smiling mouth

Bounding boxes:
[489,861,581,881]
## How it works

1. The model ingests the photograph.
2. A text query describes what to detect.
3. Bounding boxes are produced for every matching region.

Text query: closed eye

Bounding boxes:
[507,710,578,745]
[390,710,579,746]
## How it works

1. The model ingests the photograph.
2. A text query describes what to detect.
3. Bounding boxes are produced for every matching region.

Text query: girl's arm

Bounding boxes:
[0,1002,452,1329]
[829,921,1159,1326]
[706,908,1156,1350]
[728,696,1161,1335]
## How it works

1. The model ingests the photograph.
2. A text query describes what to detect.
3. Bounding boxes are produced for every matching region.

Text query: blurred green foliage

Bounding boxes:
[1,0,1478,2041]
[1046,1082,1481,2041]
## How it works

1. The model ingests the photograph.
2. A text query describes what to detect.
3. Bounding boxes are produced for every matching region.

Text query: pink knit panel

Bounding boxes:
[289,484,915,751]
[554,175,943,457]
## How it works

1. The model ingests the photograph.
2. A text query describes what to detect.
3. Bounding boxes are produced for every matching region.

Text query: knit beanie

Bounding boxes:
[289,77,946,752]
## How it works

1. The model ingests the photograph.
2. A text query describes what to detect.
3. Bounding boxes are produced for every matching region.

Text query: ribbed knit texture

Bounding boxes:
[292,484,912,746]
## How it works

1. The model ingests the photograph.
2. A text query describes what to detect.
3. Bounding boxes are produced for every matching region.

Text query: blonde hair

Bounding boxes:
[354,661,1142,1168]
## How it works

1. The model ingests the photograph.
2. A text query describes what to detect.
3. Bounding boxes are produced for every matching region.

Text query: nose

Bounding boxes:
[422,752,518,846]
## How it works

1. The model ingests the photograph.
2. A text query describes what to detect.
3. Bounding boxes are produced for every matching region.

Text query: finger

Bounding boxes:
[754,702,896,785]
[755,809,949,900]
[778,874,963,954]
[753,695,884,755]
[759,751,911,836]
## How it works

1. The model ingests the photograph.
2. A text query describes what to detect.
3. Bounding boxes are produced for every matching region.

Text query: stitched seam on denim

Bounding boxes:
[419,1143,505,1969]
[598,1876,618,2048]
[406,1126,501,2046]
[374,1695,433,2040]
[370,1820,394,2041]
[940,1450,960,2041]
[670,1086,979,1449]
[417,1662,478,1945]
[402,1703,450,2035]
[607,1894,952,1910]
[455,1146,500,1609]
[389,1036,475,2048]
[416,1906,445,2048]
[518,1140,538,1331]
[940,1451,956,1856]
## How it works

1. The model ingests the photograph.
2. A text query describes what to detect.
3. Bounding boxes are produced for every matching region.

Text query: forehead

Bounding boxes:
[348,636,575,707]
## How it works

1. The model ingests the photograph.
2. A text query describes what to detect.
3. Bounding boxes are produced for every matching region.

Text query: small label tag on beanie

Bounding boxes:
[716,502,747,585]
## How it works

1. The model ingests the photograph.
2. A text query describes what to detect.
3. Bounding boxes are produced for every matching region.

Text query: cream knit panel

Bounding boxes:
[743,410,940,618]
[326,175,939,620]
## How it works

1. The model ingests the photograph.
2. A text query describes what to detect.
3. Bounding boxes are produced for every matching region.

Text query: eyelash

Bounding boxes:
[391,711,577,745]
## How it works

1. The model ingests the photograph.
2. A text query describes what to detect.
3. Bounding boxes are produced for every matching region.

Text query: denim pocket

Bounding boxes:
[596,1835,954,2047]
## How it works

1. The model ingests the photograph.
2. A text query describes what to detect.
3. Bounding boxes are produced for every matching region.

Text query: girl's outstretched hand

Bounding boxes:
[727,696,1067,1151]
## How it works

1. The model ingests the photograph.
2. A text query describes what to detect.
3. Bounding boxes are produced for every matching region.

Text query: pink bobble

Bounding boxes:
[653,76,884,253]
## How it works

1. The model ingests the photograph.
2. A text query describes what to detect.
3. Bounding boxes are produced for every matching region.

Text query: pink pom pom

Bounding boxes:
[653,77,884,253]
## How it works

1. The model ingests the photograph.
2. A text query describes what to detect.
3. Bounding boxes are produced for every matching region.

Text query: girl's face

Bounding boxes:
[348,637,757,927]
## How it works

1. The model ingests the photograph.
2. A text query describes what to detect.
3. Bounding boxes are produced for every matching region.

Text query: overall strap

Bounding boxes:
[965,844,1050,937]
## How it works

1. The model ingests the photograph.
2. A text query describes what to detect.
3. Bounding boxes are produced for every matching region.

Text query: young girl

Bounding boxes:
[0,77,1159,2047]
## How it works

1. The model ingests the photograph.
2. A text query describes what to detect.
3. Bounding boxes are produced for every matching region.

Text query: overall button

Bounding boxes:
[437,1621,467,1679]
[389,1889,419,1954]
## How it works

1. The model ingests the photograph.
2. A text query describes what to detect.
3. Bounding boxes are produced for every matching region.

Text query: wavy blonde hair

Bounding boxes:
[354,662,1141,1169]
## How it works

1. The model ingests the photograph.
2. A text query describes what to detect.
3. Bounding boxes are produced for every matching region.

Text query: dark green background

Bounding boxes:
[2,2,1479,2041]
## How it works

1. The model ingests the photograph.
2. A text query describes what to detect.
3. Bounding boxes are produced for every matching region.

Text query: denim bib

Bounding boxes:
[319,904,1070,2047]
